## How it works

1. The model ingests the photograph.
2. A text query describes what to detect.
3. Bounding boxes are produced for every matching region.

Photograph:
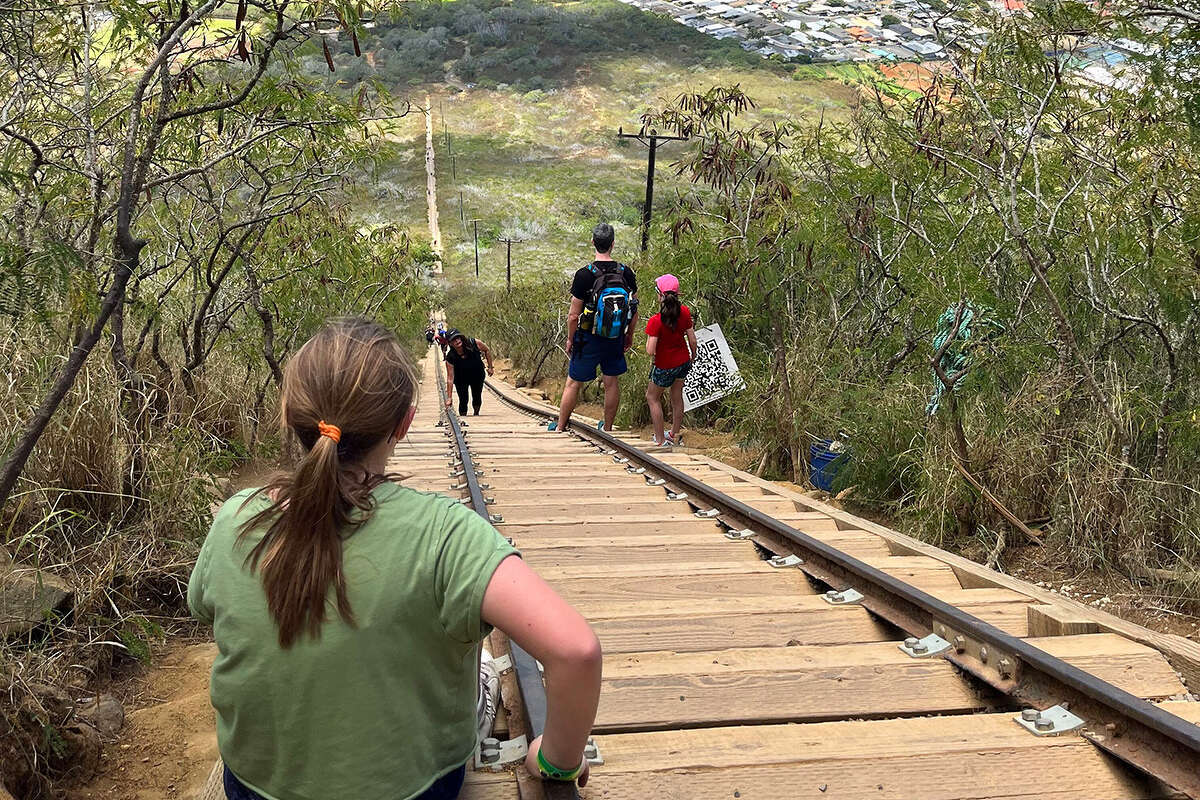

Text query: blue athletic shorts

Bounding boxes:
[569,332,627,382]
[649,360,692,388]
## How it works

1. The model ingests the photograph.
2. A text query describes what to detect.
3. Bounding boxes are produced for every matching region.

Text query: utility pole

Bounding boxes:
[468,219,482,278]
[496,235,526,292]
[616,127,688,253]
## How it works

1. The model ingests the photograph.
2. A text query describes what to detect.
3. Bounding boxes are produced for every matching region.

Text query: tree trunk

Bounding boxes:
[0,246,143,510]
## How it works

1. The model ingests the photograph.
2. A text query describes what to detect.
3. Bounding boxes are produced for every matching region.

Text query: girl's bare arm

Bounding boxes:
[481,556,601,779]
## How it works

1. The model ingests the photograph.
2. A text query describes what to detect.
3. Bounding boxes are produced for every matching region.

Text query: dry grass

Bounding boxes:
[0,319,269,797]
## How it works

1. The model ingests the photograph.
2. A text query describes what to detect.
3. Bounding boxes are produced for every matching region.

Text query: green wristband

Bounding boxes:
[536,748,584,782]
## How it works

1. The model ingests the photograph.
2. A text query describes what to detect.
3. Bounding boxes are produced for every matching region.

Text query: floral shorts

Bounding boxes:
[649,360,692,388]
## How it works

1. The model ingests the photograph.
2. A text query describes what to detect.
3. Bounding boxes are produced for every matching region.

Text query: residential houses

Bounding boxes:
[613,0,1137,77]
[616,0,953,63]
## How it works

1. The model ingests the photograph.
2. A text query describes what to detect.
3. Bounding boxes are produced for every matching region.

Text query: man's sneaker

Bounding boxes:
[664,431,679,447]
[546,421,558,432]
[477,649,501,742]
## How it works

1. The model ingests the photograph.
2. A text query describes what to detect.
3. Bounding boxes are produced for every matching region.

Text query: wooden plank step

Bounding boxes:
[480,475,686,489]
[545,559,784,580]
[488,487,684,503]
[591,607,895,653]
[1028,634,1186,696]
[524,542,763,570]
[516,534,763,551]
[591,634,1186,731]
[575,589,1030,653]
[583,713,1176,799]
[501,521,729,539]
[859,555,964,592]
[461,770,517,800]
[496,508,835,525]
[472,453,616,462]
[549,570,819,605]
[595,641,989,730]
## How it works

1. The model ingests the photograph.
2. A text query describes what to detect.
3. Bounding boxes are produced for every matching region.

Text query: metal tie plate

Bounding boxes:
[584,737,604,765]
[645,477,667,486]
[724,528,755,540]
[475,735,528,770]
[1015,705,1085,737]
[768,554,804,568]
[823,588,865,605]
[899,633,951,658]
[666,492,689,501]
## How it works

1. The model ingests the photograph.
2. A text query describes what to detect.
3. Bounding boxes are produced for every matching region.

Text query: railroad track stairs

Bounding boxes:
[399,351,1200,800]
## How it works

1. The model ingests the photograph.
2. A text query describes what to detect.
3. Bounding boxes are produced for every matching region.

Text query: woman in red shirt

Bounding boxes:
[644,274,699,447]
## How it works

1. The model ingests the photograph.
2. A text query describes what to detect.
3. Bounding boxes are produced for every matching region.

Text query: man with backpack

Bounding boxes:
[548,223,638,433]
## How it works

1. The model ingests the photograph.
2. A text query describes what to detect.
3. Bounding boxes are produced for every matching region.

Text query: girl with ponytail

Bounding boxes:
[189,318,601,800]
[644,274,698,447]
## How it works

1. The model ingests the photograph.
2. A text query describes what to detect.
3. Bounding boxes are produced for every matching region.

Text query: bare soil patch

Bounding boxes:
[68,643,218,800]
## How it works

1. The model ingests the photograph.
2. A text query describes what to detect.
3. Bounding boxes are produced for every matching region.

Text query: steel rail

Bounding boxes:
[436,362,580,800]
[485,379,1200,796]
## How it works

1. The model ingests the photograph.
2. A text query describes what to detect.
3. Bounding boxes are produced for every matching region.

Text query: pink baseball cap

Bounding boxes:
[655,274,680,294]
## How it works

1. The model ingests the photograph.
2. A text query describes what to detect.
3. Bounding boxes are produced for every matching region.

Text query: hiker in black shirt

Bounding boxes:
[548,223,638,433]
[444,329,494,415]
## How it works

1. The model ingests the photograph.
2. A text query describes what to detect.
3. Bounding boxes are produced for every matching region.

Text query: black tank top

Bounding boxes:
[445,339,484,374]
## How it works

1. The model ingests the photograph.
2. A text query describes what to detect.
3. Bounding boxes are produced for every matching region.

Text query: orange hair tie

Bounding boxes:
[317,420,341,444]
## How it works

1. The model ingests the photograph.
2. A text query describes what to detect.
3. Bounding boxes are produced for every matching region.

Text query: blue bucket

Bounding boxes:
[809,440,848,493]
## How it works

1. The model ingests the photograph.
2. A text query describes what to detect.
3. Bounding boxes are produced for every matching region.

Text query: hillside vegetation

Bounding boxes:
[454,5,1200,598]
[341,0,859,284]
[0,3,430,796]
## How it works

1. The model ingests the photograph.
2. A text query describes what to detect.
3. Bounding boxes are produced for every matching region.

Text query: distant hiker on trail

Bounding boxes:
[444,329,494,416]
[645,273,697,447]
[425,326,436,345]
[188,318,601,800]
[548,222,638,433]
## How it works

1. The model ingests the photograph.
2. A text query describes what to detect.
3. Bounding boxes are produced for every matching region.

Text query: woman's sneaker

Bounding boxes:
[476,649,501,742]
[664,431,677,447]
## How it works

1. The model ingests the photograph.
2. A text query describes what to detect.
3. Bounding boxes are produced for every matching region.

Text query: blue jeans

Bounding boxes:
[649,360,692,388]
[223,764,467,800]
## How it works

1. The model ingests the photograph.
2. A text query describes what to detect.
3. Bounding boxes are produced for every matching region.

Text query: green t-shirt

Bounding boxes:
[187,483,517,800]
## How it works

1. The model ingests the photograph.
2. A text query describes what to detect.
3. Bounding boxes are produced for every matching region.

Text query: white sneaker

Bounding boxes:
[477,648,501,742]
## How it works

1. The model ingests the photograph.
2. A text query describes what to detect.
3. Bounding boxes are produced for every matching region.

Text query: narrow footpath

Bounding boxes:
[425,95,443,269]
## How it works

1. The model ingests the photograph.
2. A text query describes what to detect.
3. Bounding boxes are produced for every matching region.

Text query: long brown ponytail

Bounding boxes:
[660,290,682,330]
[239,318,418,648]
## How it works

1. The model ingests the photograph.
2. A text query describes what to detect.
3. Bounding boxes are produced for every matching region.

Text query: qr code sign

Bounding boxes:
[683,323,745,412]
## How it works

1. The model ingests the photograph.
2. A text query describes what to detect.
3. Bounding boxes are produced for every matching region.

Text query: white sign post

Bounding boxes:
[682,323,745,412]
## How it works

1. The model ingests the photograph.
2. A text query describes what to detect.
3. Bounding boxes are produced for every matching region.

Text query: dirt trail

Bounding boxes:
[69,644,218,800]
[424,94,443,269]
